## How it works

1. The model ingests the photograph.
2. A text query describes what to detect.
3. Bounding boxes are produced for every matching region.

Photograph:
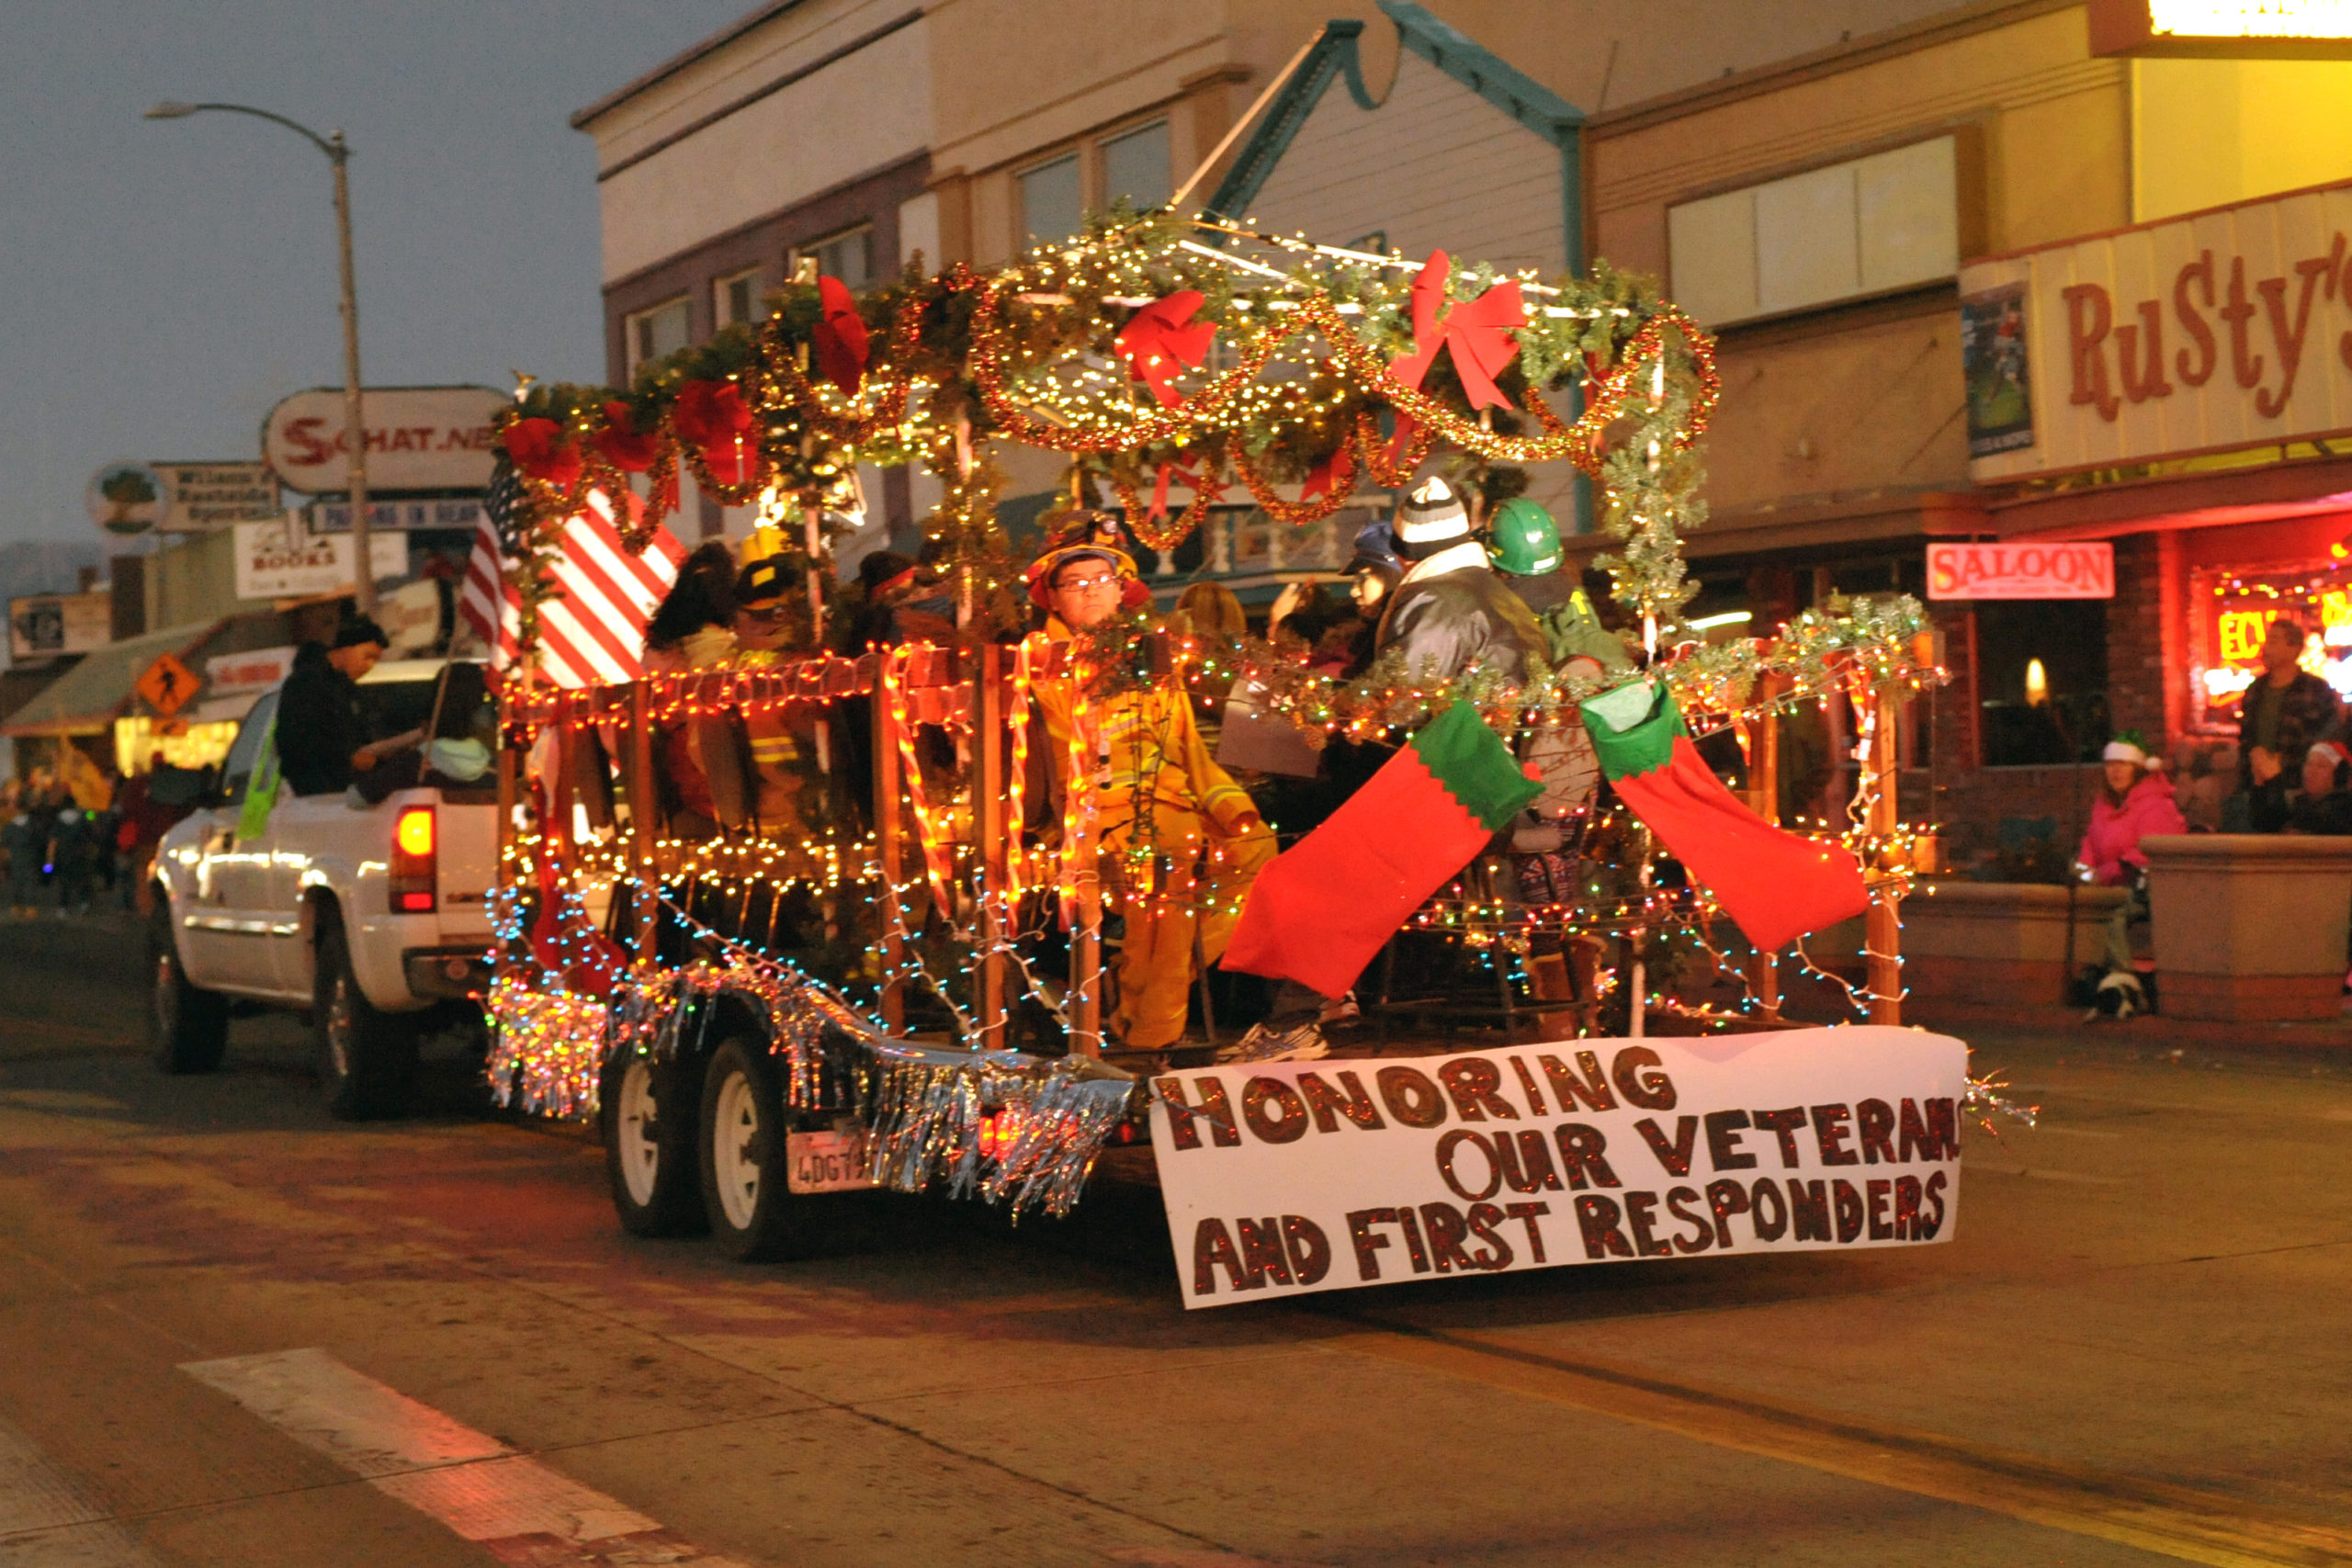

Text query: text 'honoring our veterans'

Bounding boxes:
[1148,1027,1966,1308]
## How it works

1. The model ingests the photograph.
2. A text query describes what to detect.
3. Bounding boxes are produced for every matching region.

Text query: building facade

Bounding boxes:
[572,0,1946,596]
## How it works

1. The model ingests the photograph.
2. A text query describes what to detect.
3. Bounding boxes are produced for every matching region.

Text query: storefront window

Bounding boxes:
[2191,562,2352,730]
[1976,599,2109,765]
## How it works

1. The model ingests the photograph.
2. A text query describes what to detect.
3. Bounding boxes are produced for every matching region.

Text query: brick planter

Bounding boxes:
[2143,834,2352,1021]
[1902,881,2128,1005]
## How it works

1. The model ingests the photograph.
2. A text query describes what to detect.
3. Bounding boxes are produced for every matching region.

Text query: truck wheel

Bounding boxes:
[150,903,228,1074]
[314,920,417,1121]
[697,1036,823,1261]
[601,1051,707,1236]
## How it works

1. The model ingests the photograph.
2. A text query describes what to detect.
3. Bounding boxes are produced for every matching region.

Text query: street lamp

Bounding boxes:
[145,99,376,611]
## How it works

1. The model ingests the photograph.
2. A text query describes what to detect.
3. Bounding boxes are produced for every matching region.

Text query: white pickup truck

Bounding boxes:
[149,658,501,1118]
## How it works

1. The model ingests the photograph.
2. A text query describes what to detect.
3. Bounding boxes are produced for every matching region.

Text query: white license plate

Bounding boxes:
[786,1129,876,1194]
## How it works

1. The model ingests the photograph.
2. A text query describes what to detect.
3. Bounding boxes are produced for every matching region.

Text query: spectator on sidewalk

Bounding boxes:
[2237,617,2338,804]
[2075,736,2187,1012]
[2252,739,2352,835]
[2,782,38,919]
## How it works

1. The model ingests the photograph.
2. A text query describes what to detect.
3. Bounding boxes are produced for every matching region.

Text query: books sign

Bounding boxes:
[233,517,408,601]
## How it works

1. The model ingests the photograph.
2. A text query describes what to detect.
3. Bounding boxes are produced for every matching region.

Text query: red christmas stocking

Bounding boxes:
[1580,681,1869,953]
[1224,702,1541,998]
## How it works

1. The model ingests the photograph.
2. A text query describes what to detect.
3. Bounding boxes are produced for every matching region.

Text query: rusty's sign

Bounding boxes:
[1962,179,2352,481]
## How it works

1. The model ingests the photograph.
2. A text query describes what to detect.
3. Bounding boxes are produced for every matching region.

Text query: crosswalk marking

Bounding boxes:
[0,1416,163,1568]
[182,1348,743,1566]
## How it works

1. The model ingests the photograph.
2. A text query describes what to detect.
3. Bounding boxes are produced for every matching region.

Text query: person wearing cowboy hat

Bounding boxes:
[1025,514,1275,1055]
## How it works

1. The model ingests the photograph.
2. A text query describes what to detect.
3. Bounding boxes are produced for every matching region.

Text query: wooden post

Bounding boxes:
[974,644,1009,1049]
[1071,865,1103,1057]
[495,701,519,969]
[875,662,907,1035]
[1747,681,1782,1022]
[627,679,658,964]
[1866,682,1903,1025]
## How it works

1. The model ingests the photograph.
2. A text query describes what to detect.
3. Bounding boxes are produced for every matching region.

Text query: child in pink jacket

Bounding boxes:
[2075,738,2186,1004]
[2076,739,2186,886]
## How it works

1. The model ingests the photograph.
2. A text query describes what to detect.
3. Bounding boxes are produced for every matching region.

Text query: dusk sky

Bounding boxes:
[1,1,752,547]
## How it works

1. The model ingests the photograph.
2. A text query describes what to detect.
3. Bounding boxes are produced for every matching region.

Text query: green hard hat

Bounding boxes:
[1488,497,1562,576]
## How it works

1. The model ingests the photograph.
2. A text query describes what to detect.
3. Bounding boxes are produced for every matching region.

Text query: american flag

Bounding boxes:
[458,488,687,688]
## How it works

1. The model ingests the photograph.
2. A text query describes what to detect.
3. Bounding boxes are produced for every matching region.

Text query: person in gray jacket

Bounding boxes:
[1373,477,1545,682]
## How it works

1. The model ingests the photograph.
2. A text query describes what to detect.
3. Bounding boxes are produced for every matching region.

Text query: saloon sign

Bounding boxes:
[1961,177,2352,481]
[262,385,504,494]
[1928,541,2114,600]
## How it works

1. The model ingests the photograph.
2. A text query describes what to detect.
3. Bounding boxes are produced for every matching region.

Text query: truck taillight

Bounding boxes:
[390,806,435,913]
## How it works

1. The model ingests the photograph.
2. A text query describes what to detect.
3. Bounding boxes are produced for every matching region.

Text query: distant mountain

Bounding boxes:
[0,540,102,604]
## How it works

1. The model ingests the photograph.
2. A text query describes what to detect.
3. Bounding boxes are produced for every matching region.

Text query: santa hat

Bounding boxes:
[2310,740,2352,772]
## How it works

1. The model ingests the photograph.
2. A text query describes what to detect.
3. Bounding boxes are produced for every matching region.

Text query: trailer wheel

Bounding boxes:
[601,1051,706,1236]
[314,919,417,1121]
[697,1036,822,1261]
[150,902,228,1074]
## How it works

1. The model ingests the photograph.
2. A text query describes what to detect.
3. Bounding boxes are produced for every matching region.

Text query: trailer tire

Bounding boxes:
[150,903,228,1074]
[314,919,417,1121]
[697,1036,822,1261]
[601,1050,707,1236]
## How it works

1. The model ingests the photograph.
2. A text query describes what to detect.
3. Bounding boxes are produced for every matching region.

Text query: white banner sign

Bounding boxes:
[155,461,279,533]
[262,386,504,494]
[308,495,485,535]
[205,646,296,695]
[233,517,408,601]
[1148,1027,1965,1308]
[8,592,111,662]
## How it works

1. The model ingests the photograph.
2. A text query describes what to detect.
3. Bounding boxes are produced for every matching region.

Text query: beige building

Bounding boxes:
[570,0,2352,830]
[571,0,1955,558]
[1569,0,2352,861]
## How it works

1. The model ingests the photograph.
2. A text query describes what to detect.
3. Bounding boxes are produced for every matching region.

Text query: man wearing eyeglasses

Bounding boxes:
[1026,516,1276,1055]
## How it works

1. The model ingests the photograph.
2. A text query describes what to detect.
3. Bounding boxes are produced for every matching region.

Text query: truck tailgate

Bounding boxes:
[436,799,499,940]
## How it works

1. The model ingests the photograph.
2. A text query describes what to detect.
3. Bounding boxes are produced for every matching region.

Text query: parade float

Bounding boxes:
[471,206,2015,1305]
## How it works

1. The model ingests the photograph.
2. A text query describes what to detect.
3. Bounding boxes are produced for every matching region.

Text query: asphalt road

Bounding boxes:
[4,915,2351,1567]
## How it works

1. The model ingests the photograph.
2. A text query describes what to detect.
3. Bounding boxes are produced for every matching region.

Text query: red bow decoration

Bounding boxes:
[811,276,870,396]
[504,417,582,489]
[1300,443,1350,502]
[1149,456,1222,521]
[672,379,759,487]
[1115,290,1216,407]
[594,400,656,473]
[1388,251,1525,412]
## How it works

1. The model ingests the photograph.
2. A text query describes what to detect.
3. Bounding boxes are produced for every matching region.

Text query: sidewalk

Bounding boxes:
[1906,994,2352,1052]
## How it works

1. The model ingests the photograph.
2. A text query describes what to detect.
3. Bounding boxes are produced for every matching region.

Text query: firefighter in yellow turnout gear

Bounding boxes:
[1027,521,1275,1052]
[729,526,827,861]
